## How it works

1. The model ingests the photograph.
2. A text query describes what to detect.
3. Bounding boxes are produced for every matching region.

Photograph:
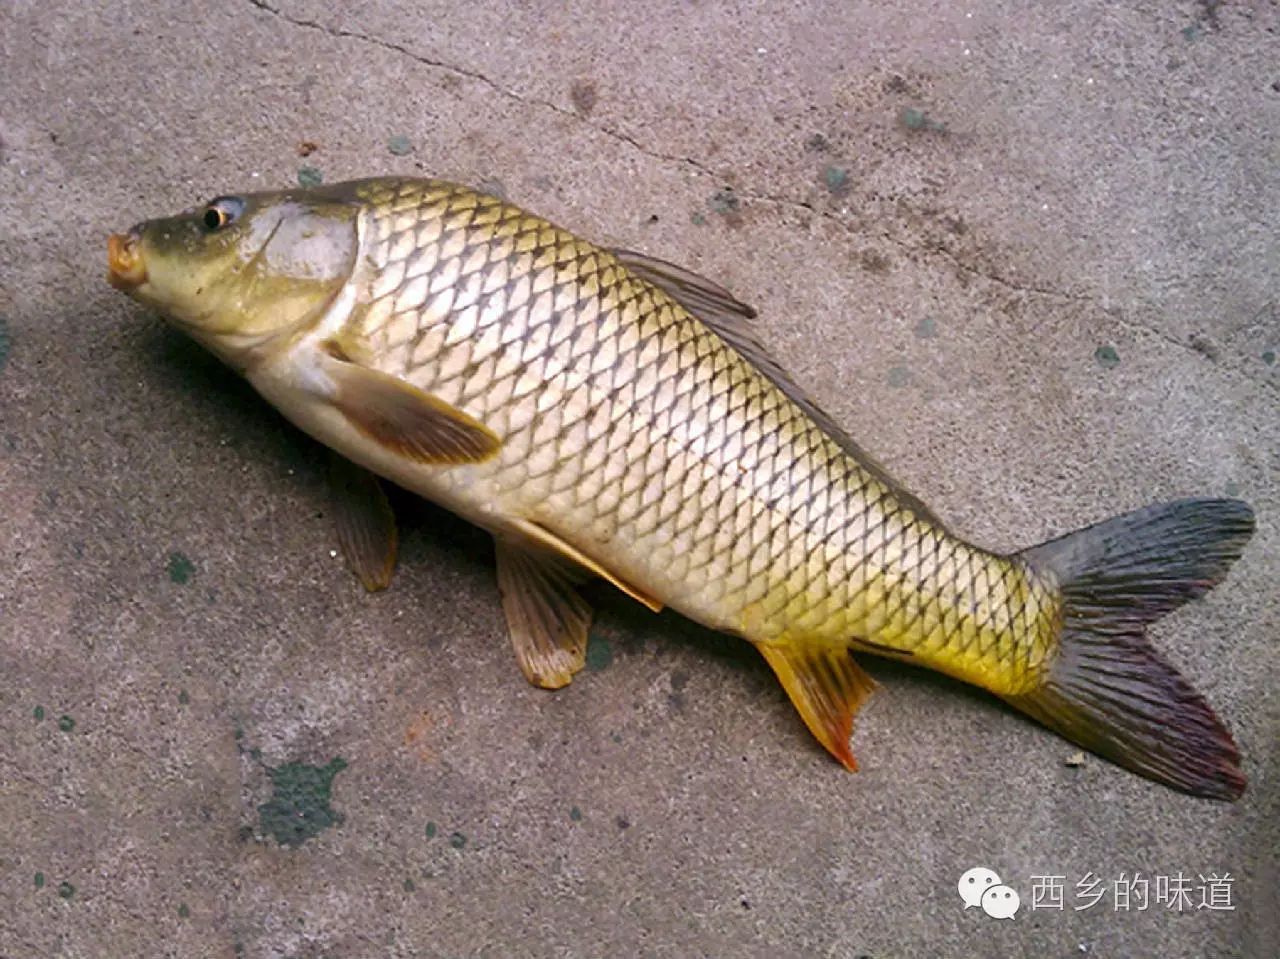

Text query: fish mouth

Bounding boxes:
[107,232,148,291]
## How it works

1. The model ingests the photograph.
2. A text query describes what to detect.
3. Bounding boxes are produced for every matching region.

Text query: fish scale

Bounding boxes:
[346,178,1055,695]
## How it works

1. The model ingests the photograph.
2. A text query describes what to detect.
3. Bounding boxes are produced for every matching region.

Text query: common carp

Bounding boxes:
[107,177,1253,799]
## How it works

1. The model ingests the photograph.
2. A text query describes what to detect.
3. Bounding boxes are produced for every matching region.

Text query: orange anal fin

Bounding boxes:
[327,451,398,592]
[509,518,663,613]
[757,643,878,771]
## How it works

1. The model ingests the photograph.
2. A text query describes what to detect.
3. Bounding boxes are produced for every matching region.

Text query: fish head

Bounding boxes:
[108,187,361,366]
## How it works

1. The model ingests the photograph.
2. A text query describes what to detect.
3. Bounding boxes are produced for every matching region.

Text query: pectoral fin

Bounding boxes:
[322,345,501,465]
[757,643,878,770]
[495,539,593,689]
[509,518,663,613]
[327,452,398,592]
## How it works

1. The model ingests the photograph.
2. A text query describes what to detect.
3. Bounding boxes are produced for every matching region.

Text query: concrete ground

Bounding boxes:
[1,1,1276,956]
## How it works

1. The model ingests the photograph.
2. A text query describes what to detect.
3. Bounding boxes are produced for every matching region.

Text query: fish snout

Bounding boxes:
[107,230,148,291]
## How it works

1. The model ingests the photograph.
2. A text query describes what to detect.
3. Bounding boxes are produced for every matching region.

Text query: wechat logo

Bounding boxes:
[958,866,1020,920]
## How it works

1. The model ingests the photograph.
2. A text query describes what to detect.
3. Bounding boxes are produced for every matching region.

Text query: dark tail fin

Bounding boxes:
[1005,498,1254,801]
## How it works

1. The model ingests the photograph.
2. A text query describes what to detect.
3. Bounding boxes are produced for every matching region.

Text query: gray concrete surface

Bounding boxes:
[2,1,1277,956]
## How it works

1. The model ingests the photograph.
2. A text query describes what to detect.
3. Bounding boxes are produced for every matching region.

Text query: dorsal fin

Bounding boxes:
[613,249,944,527]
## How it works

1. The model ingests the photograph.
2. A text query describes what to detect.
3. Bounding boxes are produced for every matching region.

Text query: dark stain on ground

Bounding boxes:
[1260,349,1274,366]
[899,106,947,134]
[58,714,75,732]
[0,316,10,373]
[570,79,598,116]
[586,634,614,671]
[1197,0,1223,30]
[570,805,583,821]
[821,166,850,197]
[57,881,75,900]
[883,74,910,94]
[449,831,467,849]
[1095,345,1121,369]
[668,669,691,712]
[805,132,830,152]
[615,815,631,830]
[297,165,323,188]
[33,705,44,721]
[167,551,195,584]
[1189,333,1219,361]
[709,188,744,229]
[257,757,348,848]
[859,249,891,273]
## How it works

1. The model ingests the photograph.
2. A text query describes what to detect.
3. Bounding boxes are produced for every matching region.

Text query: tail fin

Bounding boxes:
[1005,498,1254,801]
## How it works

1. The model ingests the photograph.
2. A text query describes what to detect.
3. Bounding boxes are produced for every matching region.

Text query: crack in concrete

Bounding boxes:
[244,0,719,177]
[245,0,1274,395]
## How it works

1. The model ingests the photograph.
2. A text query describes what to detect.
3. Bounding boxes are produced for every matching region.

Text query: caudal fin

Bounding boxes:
[1006,498,1254,801]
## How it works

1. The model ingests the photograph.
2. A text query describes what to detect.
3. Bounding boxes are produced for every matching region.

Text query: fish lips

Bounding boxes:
[107,231,148,291]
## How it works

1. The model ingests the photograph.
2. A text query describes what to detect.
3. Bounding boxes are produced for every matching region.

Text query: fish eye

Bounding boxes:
[201,196,245,232]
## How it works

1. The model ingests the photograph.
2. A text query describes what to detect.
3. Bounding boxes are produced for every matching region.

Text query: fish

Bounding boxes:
[107,176,1254,800]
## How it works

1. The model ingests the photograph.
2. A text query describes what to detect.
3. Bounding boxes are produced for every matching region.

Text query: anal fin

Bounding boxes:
[509,518,663,613]
[757,643,878,770]
[327,452,398,592]
[495,539,592,689]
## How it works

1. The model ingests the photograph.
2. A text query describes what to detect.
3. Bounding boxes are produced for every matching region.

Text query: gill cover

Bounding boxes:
[115,186,362,366]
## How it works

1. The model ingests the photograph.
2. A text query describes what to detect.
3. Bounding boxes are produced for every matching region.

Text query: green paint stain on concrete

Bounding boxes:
[424,821,437,839]
[388,135,412,156]
[1095,345,1121,369]
[915,317,938,339]
[178,903,190,918]
[33,705,44,721]
[178,690,190,705]
[298,166,323,188]
[569,806,583,822]
[821,166,850,196]
[34,872,44,889]
[167,552,195,584]
[58,715,75,732]
[585,635,613,672]
[257,757,348,848]
[1262,350,1275,366]
[449,831,467,849]
[403,877,415,892]
[709,188,740,215]
[57,881,75,900]
[899,106,946,133]
[886,365,911,388]
[0,316,10,373]
[690,211,707,226]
